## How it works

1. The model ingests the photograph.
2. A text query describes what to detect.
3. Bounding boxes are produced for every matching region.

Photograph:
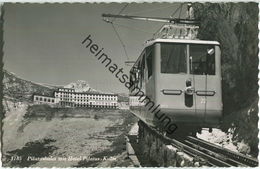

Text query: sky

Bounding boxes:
[3,3,185,93]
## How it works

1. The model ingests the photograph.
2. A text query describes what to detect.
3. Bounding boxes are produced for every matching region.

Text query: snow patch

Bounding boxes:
[197,128,238,153]
[64,80,100,93]
[128,123,139,135]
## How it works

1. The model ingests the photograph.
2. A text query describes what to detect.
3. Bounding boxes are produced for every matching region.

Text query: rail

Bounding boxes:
[138,120,258,167]
[185,136,258,167]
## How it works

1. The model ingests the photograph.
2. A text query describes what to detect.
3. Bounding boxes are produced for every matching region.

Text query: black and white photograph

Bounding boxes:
[0,2,259,167]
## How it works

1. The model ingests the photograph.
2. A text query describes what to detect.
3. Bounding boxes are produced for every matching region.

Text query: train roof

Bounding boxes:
[144,38,220,47]
[131,38,220,69]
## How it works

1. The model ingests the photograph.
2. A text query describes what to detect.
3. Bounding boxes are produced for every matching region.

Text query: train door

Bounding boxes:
[189,44,221,124]
[159,43,190,120]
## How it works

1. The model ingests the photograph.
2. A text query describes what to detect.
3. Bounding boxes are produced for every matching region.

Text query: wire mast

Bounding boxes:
[102,3,200,41]
[102,3,200,66]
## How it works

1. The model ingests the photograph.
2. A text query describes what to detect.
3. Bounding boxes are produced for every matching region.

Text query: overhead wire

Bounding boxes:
[112,22,154,34]
[154,3,186,36]
[126,4,181,15]
[170,3,184,18]
[106,3,187,61]
[178,4,184,19]
[110,3,130,60]
[111,3,129,22]
[111,24,129,60]
[111,3,129,60]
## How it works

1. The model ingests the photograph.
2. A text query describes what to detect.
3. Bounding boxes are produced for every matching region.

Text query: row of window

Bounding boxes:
[74,104,117,108]
[34,96,117,105]
[35,97,55,103]
[59,98,116,101]
[130,43,217,91]
[58,89,75,92]
[137,43,216,75]
[60,102,74,106]
[161,43,216,75]
[60,102,117,108]
[55,92,116,97]
[56,95,117,100]
[60,100,117,105]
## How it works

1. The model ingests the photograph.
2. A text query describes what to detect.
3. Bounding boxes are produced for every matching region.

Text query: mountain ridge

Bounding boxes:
[3,69,128,102]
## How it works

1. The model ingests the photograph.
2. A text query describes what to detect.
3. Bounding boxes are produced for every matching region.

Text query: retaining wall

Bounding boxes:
[137,121,198,167]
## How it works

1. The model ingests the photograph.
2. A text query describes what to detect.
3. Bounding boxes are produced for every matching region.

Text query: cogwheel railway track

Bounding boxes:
[183,136,258,167]
[138,120,258,167]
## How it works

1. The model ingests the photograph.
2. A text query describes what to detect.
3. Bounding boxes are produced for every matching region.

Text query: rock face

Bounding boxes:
[64,80,98,93]
[193,3,258,156]
[3,70,56,102]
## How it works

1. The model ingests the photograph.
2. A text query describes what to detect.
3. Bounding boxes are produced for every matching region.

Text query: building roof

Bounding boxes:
[54,90,118,96]
[33,94,55,98]
[58,88,75,90]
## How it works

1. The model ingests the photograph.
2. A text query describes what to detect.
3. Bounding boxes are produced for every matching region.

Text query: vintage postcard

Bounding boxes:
[1,2,259,167]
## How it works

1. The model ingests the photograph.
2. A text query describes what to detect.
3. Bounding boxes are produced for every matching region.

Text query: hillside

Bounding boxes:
[193,3,258,156]
[3,70,56,102]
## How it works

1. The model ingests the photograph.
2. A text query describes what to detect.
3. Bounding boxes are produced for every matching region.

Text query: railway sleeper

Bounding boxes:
[183,140,247,167]
[186,136,258,167]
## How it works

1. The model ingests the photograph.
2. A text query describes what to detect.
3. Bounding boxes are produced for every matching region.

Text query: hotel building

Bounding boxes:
[33,88,118,109]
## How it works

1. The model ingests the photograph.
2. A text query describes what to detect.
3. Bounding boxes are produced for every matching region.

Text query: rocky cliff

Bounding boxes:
[193,2,258,156]
[64,80,99,93]
[3,70,56,102]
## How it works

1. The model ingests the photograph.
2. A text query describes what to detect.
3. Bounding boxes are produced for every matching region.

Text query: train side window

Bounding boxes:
[190,45,215,75]
[137,60,142,88]
[161,43,187,74]
[140,55,146,88]
[137,53,146,89]
[130,69,135,87]
[146,47,153,78]
[141,56,145,81]
[130,64,140,89]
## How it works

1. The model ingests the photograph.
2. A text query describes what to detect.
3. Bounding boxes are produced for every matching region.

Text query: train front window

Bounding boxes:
[161,43,187,74]
[190,45,216,75]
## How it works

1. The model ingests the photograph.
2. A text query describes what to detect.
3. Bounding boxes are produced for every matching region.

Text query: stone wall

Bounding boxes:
[137,122,196,167]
